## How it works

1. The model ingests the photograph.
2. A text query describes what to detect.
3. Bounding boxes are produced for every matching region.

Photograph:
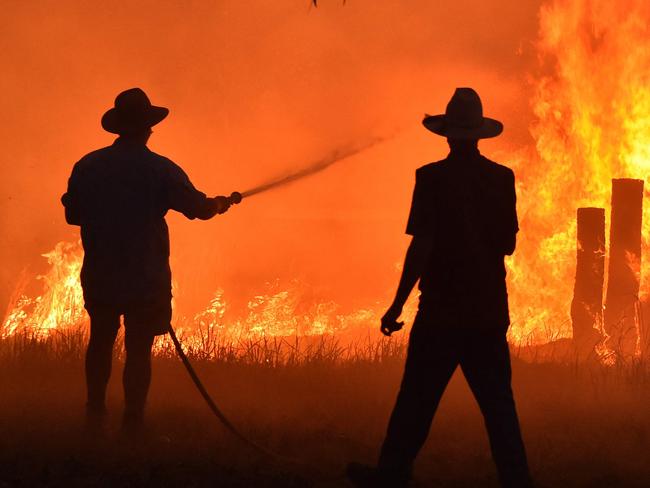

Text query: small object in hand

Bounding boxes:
[229,191,242,204]
[380,317,404,337]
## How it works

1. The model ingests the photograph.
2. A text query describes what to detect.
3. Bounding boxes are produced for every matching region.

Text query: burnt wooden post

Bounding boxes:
[640,299,649,358]
[570,207,605,353]
[604,178,644,358]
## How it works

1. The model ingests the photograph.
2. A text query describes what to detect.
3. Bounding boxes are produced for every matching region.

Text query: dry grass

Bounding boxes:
[0,324,409,366]
[1,329,649,487]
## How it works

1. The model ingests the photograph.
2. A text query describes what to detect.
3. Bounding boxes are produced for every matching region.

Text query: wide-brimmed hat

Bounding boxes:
[422,87,502,139]
[101,88,169,134]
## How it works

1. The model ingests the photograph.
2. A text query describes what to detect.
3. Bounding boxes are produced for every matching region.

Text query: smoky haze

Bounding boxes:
[0,0,541,317]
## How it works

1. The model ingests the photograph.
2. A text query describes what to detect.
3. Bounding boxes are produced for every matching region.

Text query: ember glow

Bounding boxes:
[1,0,648,357]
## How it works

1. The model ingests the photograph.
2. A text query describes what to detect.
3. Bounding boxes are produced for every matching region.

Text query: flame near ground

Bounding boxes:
[2,0,649,359]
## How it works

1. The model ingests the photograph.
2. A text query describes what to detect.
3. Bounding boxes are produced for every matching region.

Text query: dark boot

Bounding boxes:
[346,462,411,488]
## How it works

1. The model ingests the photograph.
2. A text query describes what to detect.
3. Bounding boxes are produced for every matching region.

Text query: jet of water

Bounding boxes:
[237,135,387,200]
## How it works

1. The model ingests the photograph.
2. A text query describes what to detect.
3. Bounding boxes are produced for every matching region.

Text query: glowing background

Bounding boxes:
[1,0,648,345]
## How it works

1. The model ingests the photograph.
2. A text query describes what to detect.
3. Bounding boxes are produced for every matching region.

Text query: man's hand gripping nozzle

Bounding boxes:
[215,192,243,214]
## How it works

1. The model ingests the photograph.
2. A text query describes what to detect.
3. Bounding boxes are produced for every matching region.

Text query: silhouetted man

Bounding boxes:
[62,88,237,435]
[347,88,532,487]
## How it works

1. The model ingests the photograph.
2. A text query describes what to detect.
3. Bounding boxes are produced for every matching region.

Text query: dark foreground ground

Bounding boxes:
[1,347,649,488]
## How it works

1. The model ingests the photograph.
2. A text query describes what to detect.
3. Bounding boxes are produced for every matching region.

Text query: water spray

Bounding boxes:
[223,135,386,207]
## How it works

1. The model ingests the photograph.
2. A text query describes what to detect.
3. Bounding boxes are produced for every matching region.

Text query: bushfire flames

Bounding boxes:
[503,0,650,352]
[1,240,418,358]
[2,0,649,360]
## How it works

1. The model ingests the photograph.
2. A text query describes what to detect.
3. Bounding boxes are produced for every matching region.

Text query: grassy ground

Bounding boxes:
[0,335,649,487]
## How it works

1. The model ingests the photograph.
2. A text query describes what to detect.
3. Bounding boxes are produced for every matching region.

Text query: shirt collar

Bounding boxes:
[113,137,149,149]
[447,146,481,161]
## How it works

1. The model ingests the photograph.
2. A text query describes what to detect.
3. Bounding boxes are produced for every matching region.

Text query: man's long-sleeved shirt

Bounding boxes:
[61,138,220,310]
[405,148,519,329]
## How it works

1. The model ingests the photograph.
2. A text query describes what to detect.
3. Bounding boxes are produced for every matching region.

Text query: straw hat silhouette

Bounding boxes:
[101,88,169,134]
[423,87,503,139]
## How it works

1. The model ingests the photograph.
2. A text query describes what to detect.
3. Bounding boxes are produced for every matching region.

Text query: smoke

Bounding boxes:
[0,0,542,316]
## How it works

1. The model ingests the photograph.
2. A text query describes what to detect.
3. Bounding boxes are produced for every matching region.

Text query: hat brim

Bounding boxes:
[422,114,503,139]
[101,106,169,134]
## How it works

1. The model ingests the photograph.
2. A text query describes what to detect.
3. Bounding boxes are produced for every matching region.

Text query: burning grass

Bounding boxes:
[0,323,408,367]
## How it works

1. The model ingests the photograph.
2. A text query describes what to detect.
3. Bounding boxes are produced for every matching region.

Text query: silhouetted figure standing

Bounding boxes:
[62,88,236,435]
[347,88,532,487]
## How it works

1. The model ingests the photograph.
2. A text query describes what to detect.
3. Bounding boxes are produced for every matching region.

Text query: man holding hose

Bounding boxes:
[61,88,239,436]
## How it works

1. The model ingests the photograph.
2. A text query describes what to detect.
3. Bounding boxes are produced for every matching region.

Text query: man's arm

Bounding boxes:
[61,163,82,226]
[502,169,518,256]
[166,162,232,220]
[381,166,434,336]
[381,234,432,336]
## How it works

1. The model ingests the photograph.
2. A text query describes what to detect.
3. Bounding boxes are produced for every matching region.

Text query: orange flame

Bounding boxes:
[2,241,418,355]
[2,242,84,338]
[2,0,649,358]
[505,0,649,345]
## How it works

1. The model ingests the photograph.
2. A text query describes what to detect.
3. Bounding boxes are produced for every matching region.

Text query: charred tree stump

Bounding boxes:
[604,178,644,359]
[570,207,605,356]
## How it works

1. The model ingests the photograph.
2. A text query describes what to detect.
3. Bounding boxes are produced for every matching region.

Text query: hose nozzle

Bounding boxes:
[228,191,242,205]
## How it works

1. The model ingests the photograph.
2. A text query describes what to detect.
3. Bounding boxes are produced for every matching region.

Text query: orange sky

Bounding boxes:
[0,0,542,316]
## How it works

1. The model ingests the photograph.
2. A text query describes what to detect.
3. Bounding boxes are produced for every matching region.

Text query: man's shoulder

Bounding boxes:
[415,159,447,179]
[77,145,112,163]
[74,146,180,179]
[146,150,187,178]
[73,145,114,172]
[145,149,177,167]
[480,156,515,180]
